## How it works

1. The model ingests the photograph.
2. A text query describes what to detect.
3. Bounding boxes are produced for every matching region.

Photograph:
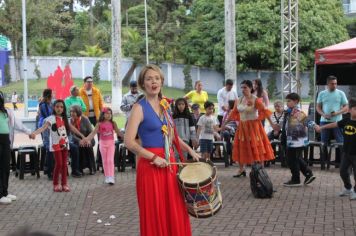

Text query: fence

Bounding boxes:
[8,56,313,97]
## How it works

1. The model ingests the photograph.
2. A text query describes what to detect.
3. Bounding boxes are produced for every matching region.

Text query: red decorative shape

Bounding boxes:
[46,65,74,99]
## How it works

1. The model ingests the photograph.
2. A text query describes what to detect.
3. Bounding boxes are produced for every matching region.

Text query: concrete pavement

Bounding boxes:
[1,160,356,236]
[1,108,356,236]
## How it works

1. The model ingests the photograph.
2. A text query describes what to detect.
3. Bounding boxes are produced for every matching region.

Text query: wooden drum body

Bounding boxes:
[177,160,222,218]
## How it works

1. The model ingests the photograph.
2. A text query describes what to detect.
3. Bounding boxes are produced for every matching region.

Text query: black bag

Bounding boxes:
[249,163,273,198]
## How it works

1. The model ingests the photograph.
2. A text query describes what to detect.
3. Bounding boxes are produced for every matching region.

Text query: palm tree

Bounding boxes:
[122,27,145,86]
[78,44,104,57]
[32,39,62,56]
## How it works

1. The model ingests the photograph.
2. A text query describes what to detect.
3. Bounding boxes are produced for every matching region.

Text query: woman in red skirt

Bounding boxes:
[124,64,200,236]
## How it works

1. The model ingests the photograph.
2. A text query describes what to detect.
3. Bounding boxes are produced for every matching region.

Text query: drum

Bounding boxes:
[177,159,222,218]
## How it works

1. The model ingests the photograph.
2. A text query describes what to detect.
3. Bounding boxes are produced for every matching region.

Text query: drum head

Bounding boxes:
[179,162,213,185]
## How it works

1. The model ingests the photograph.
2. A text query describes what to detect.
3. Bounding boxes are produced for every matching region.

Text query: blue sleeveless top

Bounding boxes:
[137,98,167,148]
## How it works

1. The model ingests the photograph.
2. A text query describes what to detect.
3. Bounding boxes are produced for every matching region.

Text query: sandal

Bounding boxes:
[62,185,70,192]
[53,185,62,192]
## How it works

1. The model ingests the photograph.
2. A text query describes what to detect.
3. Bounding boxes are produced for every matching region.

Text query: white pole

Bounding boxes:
[144,0,149,64]
[111,0,122,113]
[82,59,85,79]
[22,0,28,117]
[224,0,237,93]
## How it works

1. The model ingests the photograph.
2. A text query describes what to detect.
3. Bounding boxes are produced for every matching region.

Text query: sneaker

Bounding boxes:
[350,191,356,200]
[104,176,109,184]
[5,194,17,201]
[304,175,316,185]
[0,197,12,205]
[339,188,353,197]
[283,180,302,187]
[108,177,115,185]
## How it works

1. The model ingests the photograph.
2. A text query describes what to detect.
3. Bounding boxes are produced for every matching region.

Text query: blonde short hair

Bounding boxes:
[137,64,165,97]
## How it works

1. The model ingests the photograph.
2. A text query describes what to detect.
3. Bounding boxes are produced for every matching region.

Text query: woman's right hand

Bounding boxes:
[152,156,168,168]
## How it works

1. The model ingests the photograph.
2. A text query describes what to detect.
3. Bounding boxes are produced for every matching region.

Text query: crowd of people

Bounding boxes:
[0,67,355,236]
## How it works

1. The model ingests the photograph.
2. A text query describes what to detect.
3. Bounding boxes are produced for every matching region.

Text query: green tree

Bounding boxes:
[79,44,104,57]
[93,9,111,52]
[183,64,193,92]
[180,0,349,72]
[298,0,349,70]
[346,17,356,38]
[30,39,63,56]
[92,61,101,83]
[121,27,145,86]
[236,0,280,71]
[180,0,225,71]
[0,0,74,79]
[70,11,90,52]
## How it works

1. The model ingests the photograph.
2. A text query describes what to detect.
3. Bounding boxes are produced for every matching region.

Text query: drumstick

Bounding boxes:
[168,162,200,165]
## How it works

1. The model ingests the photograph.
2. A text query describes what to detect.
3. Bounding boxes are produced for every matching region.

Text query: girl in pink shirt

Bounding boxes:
[85,107,124,184]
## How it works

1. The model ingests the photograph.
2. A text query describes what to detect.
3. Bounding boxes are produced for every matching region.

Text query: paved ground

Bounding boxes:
[2,108,356,236]
[1,152,356,236]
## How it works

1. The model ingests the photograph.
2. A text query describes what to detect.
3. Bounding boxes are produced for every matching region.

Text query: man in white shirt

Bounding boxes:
[120,80,142,122]
[217,79,238,125]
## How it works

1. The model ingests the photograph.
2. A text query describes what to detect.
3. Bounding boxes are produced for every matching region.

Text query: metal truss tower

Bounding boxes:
[281,0,300,96]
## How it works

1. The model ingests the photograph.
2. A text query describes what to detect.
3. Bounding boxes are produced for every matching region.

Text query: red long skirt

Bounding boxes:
[136,148,192,236]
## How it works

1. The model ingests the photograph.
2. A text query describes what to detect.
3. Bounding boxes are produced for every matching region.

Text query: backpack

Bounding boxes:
[249,163,273,198]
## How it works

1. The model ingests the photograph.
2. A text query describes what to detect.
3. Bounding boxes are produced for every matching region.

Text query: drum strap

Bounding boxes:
[160,97,185,163]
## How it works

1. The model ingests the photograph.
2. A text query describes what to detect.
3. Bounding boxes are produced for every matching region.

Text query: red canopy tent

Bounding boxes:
[315,37,356,65]
[314,37,356,85]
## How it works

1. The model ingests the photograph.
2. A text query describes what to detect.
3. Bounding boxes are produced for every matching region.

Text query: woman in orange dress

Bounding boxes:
[222,80,277,177]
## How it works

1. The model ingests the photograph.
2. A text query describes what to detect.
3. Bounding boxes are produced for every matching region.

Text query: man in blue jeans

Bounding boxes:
[316,75,348,166]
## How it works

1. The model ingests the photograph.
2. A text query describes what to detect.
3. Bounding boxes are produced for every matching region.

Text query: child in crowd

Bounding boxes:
[172,98,198,158]
[84,107,124,185]
[37,89,54,179]
[30,100,84,192]
[191,103,201,132]
[268,100,285,141]
[281,93,316,187]
[197,101,220,160]
[221,100,238,159]
[315,98,356,199]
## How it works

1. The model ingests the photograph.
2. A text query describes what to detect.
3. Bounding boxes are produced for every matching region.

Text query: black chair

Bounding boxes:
[37,144,46,171]
[16,146,40,180]
[306,141,326,170]
[210,141,229,167]
[10,147,19,172]
[79,146,96,174]
[270,140,287,167]
[115,141,135,172]
[327,142,343,169]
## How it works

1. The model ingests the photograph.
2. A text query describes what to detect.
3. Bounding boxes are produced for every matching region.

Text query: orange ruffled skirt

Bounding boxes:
[137,148,192,236]
[232,119,275,165]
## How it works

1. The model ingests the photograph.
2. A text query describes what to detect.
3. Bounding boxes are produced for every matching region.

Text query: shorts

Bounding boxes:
[199,139,213,153]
